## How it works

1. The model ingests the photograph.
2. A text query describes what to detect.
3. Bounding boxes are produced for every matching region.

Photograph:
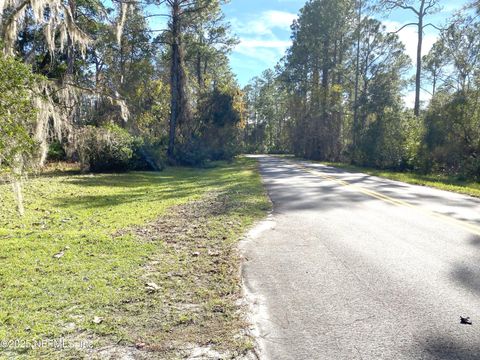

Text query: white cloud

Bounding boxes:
[262,10,297,31]
[230,10,297,69]
[403,89,433,109]
[231,10,297,36]
[231,18,272,36]
[234,39,292,66]
[236,39,292,50]
[403,90,416,109]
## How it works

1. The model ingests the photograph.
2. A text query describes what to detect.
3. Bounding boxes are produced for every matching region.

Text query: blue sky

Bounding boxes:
[223,0,470,106]
[147,0,470,106]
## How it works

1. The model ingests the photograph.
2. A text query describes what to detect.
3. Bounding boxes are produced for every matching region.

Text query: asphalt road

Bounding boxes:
[242,156,480,360]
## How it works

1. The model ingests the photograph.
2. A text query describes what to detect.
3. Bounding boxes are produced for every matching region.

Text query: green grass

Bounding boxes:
[322,162,480,198]
[0,157,270,359]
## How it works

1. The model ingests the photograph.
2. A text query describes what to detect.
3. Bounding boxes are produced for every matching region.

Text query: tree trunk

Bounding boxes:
[168,12,180,161]
[414,2,425,116]
[196,51,203,88]
[12,154,24,216]
[432,71,437,98]
[168,0,189,162]
[353,0,362,149]
[318,37,330,159]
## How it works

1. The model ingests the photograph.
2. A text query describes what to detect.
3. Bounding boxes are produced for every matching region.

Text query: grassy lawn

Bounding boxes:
[0,157,270,359]
[321,162,480,198]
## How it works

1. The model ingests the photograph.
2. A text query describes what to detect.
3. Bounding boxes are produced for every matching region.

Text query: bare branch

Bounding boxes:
[423,23,442,31]
[381,0,420,15]
[423,0,440,15]
[389,22,418,33]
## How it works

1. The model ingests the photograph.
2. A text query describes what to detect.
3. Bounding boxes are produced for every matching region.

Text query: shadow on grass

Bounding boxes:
[50,160,260,212]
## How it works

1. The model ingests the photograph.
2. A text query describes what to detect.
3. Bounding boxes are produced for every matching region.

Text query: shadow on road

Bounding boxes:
[252,156,480,360]
[419,234,480,360]
[450,235,480,295]
[258,159,370,213]
[259,157,480,227]
[421,336,480,360]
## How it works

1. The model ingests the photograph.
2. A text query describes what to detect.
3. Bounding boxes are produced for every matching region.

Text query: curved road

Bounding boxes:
[242,156,480,360]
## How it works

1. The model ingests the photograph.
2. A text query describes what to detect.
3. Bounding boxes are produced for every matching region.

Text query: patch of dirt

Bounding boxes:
[115,192,237,241]
[86,345,150,360]
[76,192,258,360]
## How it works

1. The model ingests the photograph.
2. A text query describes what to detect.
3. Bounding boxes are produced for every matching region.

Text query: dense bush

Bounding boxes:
[131,138,168,171]
[47,141,67,162]
[353,110,423,170]
[174,137,211,167]
[76,125,169,172]
[174,88,243,166]
[0,54,40,170]
[423,91,480,179]
[76,124,135,173]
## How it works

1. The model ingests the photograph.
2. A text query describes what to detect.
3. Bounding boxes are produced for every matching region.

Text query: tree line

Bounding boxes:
[1,0,243,172]
[1,0,244,213]
[244,0,480,180]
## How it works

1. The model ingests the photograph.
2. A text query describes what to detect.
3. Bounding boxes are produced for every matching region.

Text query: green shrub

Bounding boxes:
[353,109,424,171]
[0,54,40,170]
[174,138,210,167]
[77,124,135,173]
[423,91,480,179]
[131,138,167,171]
[460,157,480,181]
[47,141,66,162]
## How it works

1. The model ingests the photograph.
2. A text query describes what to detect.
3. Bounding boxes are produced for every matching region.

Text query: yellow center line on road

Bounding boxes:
[284,159,480,237]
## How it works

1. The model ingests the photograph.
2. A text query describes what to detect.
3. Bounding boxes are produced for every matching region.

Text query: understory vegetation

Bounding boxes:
[0,158,270,359]
[244,0,480,183]
[0,0,245,212]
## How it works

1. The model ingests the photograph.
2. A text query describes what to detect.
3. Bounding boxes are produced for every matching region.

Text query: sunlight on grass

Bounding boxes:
[0,157,270,358]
